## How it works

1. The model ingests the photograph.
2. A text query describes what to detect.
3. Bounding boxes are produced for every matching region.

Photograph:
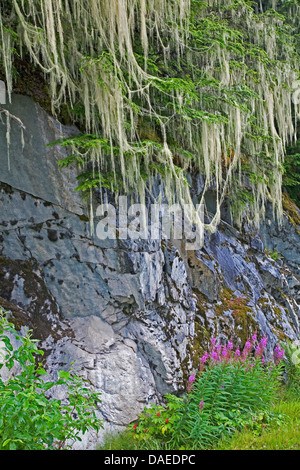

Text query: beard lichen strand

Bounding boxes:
[0,0,298,234]
[0,11,13,104]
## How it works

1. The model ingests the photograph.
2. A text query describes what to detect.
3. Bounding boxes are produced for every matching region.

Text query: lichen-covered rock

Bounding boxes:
[0,94,299,449]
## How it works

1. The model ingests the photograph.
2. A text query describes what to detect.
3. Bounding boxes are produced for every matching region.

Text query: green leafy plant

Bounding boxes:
[283,141,300,206]
[127,394,184,443]
[265,249,283,261]
[281,340,300,396]
[0,308,103,450]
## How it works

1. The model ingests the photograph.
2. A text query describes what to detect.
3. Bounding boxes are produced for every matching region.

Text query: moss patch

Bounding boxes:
[0,255,73,344]
[282,192,300,234]
[188,293,212,369]
[215,287,259,344]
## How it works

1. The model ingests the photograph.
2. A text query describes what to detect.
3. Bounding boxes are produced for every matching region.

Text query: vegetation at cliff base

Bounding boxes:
[99,334,300,451]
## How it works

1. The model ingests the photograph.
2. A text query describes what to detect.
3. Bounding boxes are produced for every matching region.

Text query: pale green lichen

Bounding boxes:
[0,0,299,233]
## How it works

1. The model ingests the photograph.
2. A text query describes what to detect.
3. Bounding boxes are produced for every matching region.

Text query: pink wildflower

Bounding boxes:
[274,346,284,365]
[234,348,240,358]
[260,336,267,348]
[242,338,252,359]
[254,335,268,359]
[277,349,284,359]
[200,353,209,363]
[211,351,218,361]
[187,375,195,392]
[255,344,263,358]
[199,400,205,412]
[200,353,210,371]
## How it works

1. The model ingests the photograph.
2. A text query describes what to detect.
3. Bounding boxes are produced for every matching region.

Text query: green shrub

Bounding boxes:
[127,394,184,445]
[0,308,103,450]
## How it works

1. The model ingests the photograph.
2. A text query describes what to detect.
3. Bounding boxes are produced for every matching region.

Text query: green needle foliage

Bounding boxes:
[0,308,103,450]
[283,140,300,206]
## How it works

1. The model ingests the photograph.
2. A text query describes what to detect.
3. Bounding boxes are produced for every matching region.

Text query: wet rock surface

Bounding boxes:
[0,95,299,448]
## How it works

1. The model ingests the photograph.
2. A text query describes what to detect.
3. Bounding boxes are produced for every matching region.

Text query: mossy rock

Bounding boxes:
[282,192,300,235]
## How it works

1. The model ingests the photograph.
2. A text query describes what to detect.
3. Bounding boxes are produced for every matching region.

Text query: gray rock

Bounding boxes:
[0,94,299,449]
[0,94,82,214]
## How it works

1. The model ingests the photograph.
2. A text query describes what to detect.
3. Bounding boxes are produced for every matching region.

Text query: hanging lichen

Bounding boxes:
[0,0,299,233]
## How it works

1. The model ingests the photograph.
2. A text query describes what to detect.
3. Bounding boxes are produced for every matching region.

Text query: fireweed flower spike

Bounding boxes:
[200,354,209,363]
[199,400,205,412]
[255,335,268,358]
[242,338,252,360]
[260,336,268,349]
[255,344,262,358]
[234,348,241,358]
[257,336,268,357]
[277,350,284,359]
[216,343,222,360]
[200,353,210,371]
[187,375,195,392]
[211,351,218,361]
[274,346,284,365]
[222,347,228,358]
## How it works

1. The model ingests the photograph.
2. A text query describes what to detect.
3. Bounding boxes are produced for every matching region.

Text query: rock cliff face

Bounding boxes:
[0,95,300,448]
